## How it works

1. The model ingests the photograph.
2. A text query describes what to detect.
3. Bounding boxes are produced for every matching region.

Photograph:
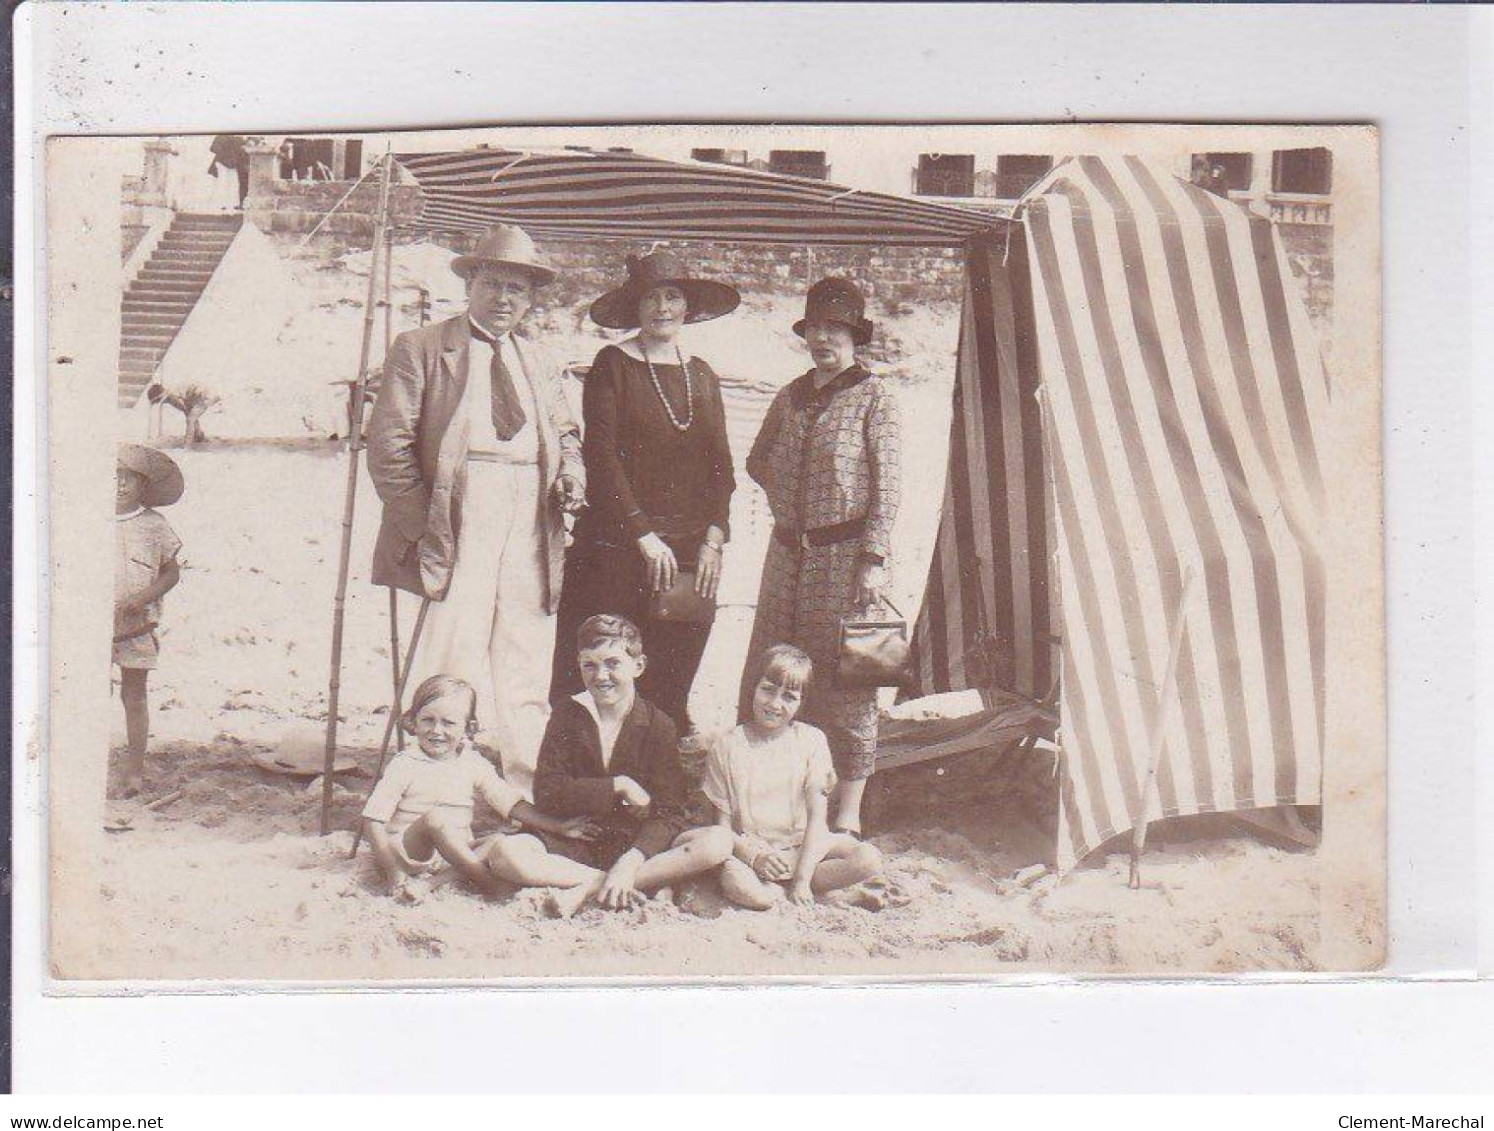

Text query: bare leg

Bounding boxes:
[406,811,509,894]
[811,836,883,894]
[484,833,602,889]
[718,857,782,911]
[483,833,604,917]
[831,777,870,835]
[119,668,149,796]
[632,826,735,891]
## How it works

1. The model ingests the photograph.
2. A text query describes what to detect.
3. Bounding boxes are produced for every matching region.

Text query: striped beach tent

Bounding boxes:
[909,155,1328,870]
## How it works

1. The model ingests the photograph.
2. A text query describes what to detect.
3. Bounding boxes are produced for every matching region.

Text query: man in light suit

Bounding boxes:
[367,224,585,792]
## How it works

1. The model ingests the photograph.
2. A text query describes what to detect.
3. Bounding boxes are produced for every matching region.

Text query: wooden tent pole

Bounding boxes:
[381,223,405,753]
[350,597,431,858]
[1128,567,1196,888]
[321,149,396,836]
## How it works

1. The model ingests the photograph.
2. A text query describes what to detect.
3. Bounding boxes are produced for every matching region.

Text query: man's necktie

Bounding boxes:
[474,326,527,441]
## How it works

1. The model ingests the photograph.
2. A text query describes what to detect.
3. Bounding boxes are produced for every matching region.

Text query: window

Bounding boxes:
[342,140,364,179]
[916,153,976,197]
[283,138,336,180]
[692,148,748,166]
[1202,152,1253,192]
[994,155,1054,199]
[1272,148,1333,195]
[768,150,829,180]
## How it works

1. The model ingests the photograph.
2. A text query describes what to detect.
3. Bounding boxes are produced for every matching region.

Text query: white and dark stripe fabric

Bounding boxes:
[1024,156,1328,870]
[394,149,997,246]
[908,231,1054,705]
[394,145,1329,873]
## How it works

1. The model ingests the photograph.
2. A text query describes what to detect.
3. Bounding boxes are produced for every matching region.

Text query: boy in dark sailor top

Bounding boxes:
[486,614,732,916]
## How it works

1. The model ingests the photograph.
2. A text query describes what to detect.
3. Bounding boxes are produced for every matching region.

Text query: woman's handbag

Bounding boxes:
[648,571,717,625]
[837,597,914,689]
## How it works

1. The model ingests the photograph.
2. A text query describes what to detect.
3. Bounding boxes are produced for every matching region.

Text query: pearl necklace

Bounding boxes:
[641,342,694,432]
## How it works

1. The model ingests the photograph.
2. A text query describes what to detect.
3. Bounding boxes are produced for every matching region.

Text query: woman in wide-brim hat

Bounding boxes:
[740,276,901,836]
[549,251,741,738]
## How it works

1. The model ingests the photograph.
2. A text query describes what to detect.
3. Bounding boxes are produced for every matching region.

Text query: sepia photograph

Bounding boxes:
[43,122,1383,981]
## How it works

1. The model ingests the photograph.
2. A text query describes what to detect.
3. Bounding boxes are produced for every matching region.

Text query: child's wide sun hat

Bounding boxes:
[117,443,185,507]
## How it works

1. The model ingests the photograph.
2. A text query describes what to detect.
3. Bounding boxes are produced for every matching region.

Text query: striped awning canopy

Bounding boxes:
[910,156,1329,871]
[393,148,1005,246]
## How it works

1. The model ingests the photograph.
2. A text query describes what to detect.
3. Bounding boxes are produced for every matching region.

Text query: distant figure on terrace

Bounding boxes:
[208,134,250,209]
[367,224,586,794]
[739,277,902,838]
[549,251,740,742]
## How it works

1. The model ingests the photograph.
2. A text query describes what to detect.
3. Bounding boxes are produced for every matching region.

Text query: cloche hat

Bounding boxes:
[792,276,874,347]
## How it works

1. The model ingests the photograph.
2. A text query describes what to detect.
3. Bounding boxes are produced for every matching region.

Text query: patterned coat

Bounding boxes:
[741,364,902,778]
[365,314,585,610]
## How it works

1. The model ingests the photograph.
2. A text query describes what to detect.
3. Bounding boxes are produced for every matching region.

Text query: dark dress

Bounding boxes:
[551,343,736,733]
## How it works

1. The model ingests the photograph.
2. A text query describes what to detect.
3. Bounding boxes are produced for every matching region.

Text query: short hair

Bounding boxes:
[754,643,814,693]
[400,674,479,737]
[575,613,644,658]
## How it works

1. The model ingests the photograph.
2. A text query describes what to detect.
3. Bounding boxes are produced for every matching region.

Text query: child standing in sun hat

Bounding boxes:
[114,443,185,797]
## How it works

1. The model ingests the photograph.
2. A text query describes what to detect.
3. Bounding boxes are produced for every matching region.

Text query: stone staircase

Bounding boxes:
[118,212,242,408]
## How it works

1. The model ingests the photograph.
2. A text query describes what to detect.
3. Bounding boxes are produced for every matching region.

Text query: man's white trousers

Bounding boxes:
[408,459,554,796]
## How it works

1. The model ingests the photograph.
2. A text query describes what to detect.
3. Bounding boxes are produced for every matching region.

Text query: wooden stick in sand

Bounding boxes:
[1128,566,1196,890]
[349,597,431,859]
[388,587,404,753]
[321,149,397,837]
[381,224,405,754]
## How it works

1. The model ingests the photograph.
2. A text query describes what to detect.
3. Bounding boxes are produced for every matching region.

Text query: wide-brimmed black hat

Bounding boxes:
[589,251,741,329]
[451,223,557,286]
[792,277,874,347]
[117,443,184,507]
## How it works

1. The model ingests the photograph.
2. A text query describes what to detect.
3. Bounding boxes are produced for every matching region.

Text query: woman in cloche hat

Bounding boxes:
[549,251,741,740]
[740,277,902,837]
[114,443,185,797]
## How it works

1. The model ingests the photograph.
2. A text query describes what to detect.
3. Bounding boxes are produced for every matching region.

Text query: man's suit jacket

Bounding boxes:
[365,313,585,611]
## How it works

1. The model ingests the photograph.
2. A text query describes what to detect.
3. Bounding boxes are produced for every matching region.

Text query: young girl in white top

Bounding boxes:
[706,644,883,909]
[362,674,598,901]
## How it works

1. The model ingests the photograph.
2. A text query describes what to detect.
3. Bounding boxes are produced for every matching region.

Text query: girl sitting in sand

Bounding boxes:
[361,674,599,902]
[706,644,883,909]
[114,444,185,798]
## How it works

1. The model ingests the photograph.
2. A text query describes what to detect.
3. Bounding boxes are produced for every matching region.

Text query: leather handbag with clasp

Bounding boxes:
[837,596,914,689]
[648,570,718,625]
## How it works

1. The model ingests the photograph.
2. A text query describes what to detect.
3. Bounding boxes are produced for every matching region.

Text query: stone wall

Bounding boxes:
[247,181,425,237]
[451,232,970,314]
[122,224,150,263]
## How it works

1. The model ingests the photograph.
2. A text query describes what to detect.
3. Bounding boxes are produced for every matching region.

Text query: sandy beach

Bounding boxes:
[85,230,1335,980]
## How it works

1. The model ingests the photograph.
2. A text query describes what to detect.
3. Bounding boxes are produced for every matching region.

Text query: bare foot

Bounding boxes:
[652,886,675,904]
[850,887,889,912]
[392,876,432,906]
[545,881,600,920]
